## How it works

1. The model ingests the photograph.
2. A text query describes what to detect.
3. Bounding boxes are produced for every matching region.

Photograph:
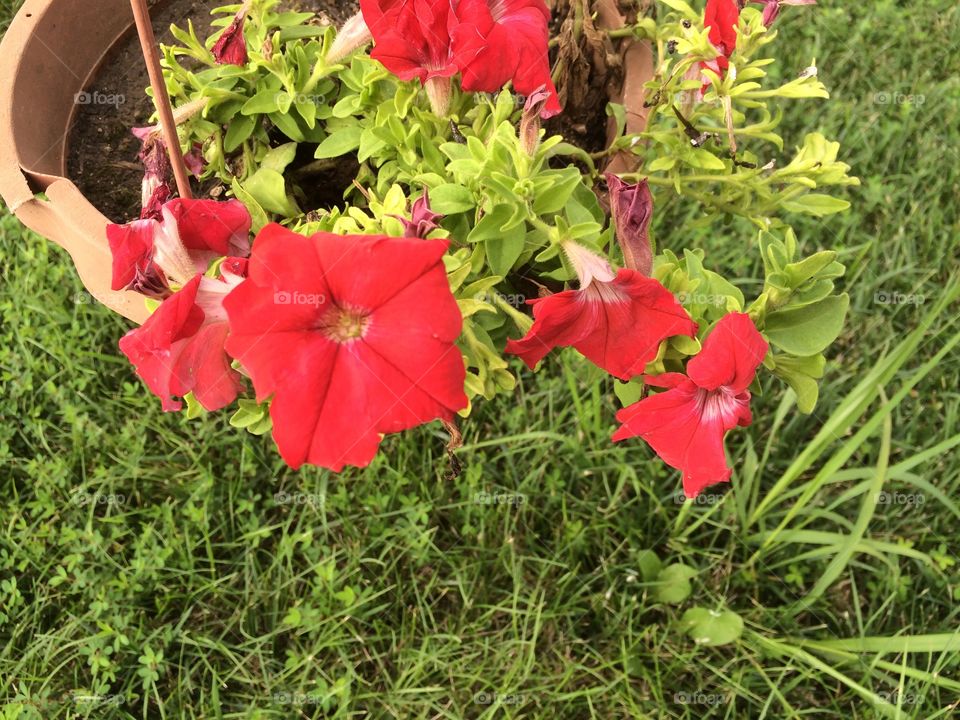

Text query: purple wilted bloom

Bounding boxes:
[606,173,655,277]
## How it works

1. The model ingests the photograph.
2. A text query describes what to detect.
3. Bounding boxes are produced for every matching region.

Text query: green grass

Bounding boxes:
[2,1,959,718]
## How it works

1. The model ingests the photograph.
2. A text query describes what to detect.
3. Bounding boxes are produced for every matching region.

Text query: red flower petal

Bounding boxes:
[119,274,243,412]
[223,225,467,471]
[505,269,696,380]
[613,378,746,497]
[163,198,252,259]
[686,312,768,393]
[361,0,459,83]
[452,0,561,117]
[704,0,739,57]
[612,312,768,498]
[106,218,169,298]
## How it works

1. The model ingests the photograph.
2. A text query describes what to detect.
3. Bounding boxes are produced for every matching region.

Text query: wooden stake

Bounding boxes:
[129,0,193,200]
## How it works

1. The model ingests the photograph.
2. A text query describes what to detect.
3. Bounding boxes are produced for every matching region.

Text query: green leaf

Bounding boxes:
[765,294,849,356]
[486,231,525,277]
[314,125,363,159]
[653,563,697,605]
[223,114,256,153]
[782,194,851,216]
[242,169,300,217]
[772,354,825,414]
[680,607,744,647]
[241,90,281,115]
[636,550,662,583]
[429,184,475,214]
[468,205,515,243]
[229,399,273,436]
[614,379,644,407]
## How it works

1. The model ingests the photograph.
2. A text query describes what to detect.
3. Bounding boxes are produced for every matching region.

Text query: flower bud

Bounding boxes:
[519,87,551,155]
[606,173,654,277]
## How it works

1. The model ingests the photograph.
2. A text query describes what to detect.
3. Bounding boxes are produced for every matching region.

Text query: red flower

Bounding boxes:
[451,0,561,117]
[505,242,696,380]
[360,0,459,84]
[107,198,251,298]
[701,0,739,91]
[119,262,247,412]
[212,3,250,66]
[612,312,768,498]
[223,225,468,471]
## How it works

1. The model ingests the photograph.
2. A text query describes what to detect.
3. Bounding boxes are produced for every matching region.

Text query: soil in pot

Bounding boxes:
[66,0,357,223]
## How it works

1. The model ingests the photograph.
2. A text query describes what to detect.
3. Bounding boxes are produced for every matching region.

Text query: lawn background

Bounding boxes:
[1,0,959,718]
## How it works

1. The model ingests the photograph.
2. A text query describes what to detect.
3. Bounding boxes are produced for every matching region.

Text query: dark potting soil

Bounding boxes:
[66,0,357,223]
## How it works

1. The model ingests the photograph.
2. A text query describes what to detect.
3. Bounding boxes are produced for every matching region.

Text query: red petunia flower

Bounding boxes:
[612,312,769,498]
[119,261,247,412]
[451,0,561,117]
[701,0,739,92]
[505,242,696,380]
[223,224,468,471]
[212,3,250,66]
[107,198,252,298]
[360,0,459,85]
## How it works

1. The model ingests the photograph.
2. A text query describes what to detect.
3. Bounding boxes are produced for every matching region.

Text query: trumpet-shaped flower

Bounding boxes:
[612,312,768,498]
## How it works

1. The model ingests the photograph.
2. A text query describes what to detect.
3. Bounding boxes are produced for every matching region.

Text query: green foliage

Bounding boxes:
[2,0,960,718]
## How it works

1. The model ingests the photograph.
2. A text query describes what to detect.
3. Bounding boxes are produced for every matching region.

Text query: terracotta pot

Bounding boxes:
[0,0,150,322]
[0,0,654,326]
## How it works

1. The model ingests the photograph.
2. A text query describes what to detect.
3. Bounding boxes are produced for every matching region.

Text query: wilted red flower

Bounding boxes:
[606,173,654,277]
[612,312,768,498]
[701,0,739,91]
[107,218,170,298]
[750,0,816,27]
[107,198,252,297]
[505,242,696,380]
[223,225,468,471]
[396,189,444,238]
[452,0,561,117]
[212,3,250,66]
[119,262,247,412]
[131,129,172,221]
